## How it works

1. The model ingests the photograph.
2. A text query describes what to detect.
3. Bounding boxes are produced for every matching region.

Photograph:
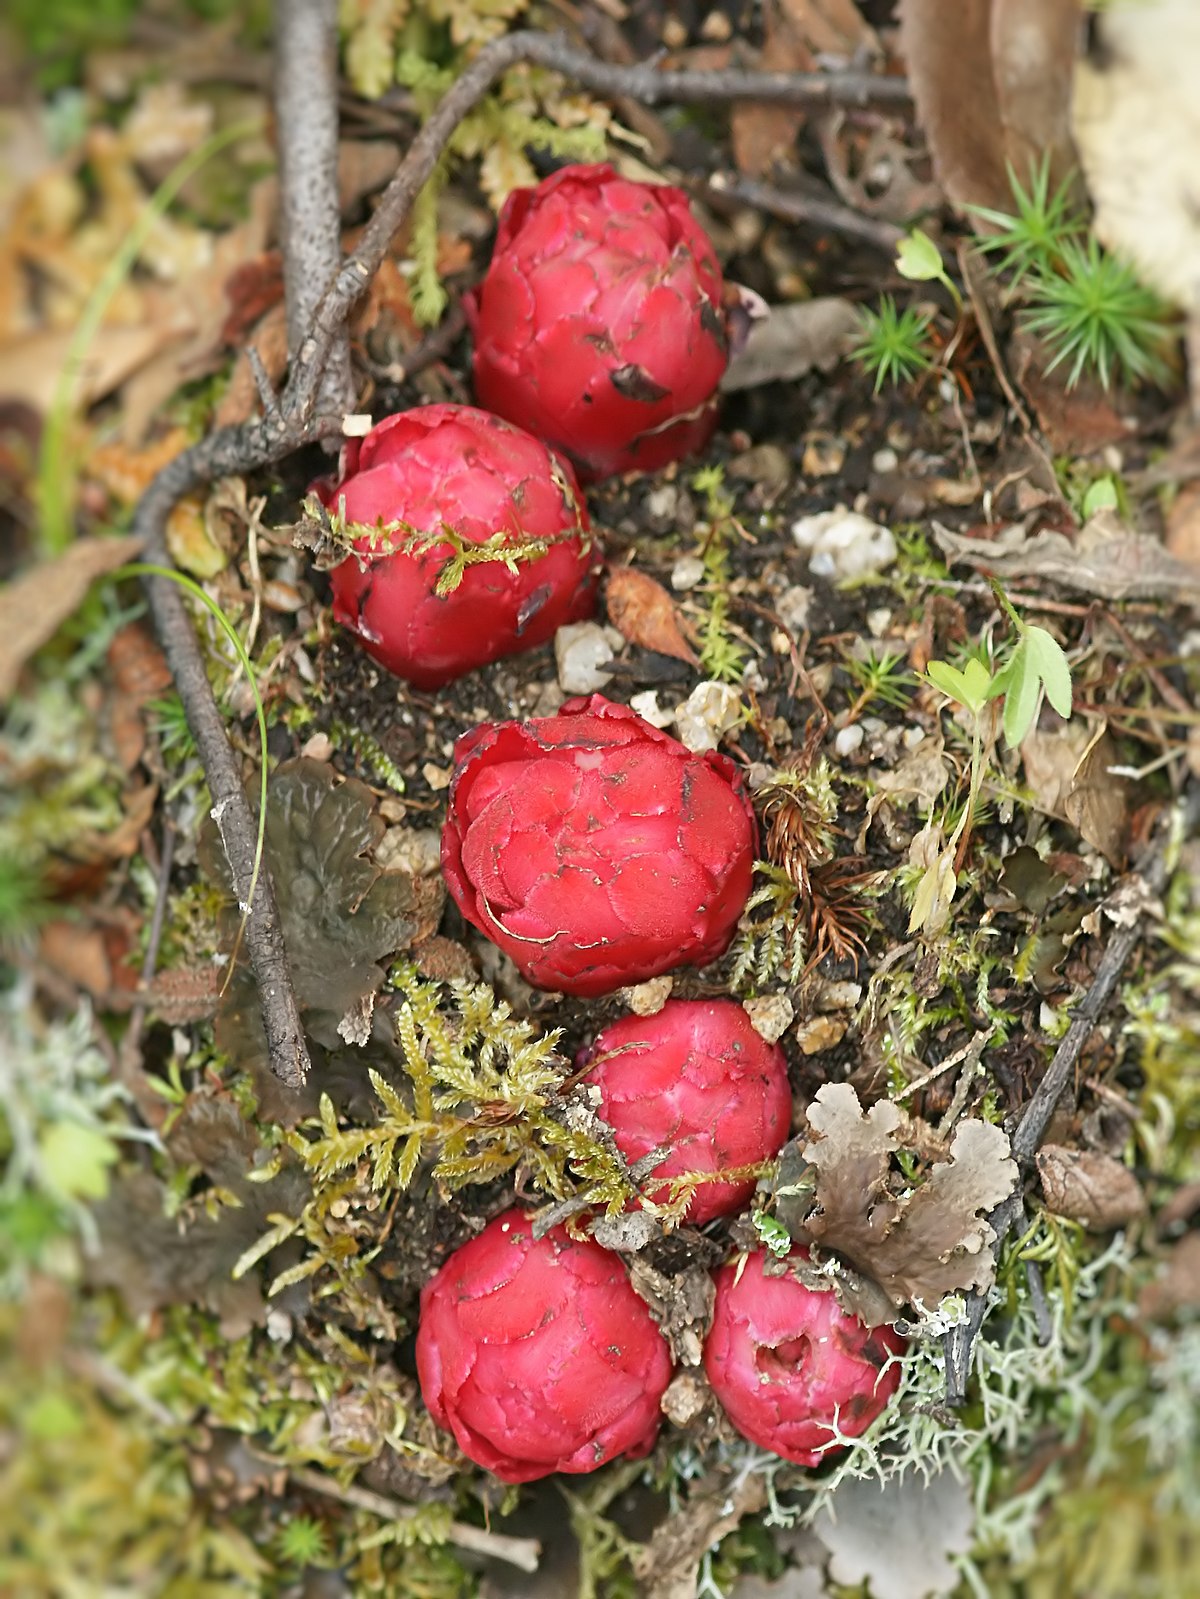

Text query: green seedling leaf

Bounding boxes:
[896,229,946,283]
[1082,476,1119,518]
[896,228,962,310]
[926,657,995,715]
[1026,627,1074,717]
[999,641,1040,749]
[994,627,1073,747]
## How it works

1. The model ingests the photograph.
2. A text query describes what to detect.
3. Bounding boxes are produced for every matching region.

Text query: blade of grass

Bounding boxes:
[37,117,263,557]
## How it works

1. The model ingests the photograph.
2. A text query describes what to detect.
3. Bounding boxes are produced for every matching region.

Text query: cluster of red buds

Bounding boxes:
[323,163,731,692]
[417,697,907,1479]
[306,164,907,1482]
[418,1211,905,1481]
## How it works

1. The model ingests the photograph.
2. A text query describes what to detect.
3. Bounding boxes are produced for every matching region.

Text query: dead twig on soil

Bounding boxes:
[706,172,906,254]
[710,171,908,252]
[286,1464,542,1573]
[131,29,913,1087]
[942,786,1197,1403]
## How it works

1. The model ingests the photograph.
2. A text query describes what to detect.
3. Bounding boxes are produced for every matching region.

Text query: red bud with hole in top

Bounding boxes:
[415,1209,672,1482]
[578,999,792,1223]
[704,1247,905,1466]
[466,163,728,481]
[440,694,756,996]
[324,404,598,689]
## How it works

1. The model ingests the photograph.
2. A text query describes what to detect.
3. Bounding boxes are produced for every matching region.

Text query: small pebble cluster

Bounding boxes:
[317,162,905,1481]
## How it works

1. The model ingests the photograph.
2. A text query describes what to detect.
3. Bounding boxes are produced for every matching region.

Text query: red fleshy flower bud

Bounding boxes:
[416,1210,672,1482]
[703,1248,905,1466]
[466,163,728,481]
[579,999,792,1223]
[440,694,756,996]
[325,404,598,689]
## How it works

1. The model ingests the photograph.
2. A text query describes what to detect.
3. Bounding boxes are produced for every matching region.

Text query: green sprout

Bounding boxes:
[911,596,1073,933]
[850,296,936,393]
[895,227,962,311]
[841,649,916,717]
[1022,236,1177,391]
[276,1515,334,1569]
[968,157,1085,284]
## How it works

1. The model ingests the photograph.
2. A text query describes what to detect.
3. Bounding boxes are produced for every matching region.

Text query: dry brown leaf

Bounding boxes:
[107,691,147,775]
[39,920,112,997]
[931,516,1200,604]
[1064,727,1133,868]
[214,302,290,429]
[1020,720,1093,817]
[142,964,222,1024]
[79,780,158,863]
[989,0,1081,183]
[1009,331,1136,454]
[874,733,951,806]
[116,173,276,440]
[106,622,172,703]
[1166,480,1200,567]
[0,323,184,415]
[336,139,402,212]
[633,1473,768,1599]
[721,298,860,392]
[1037,1144,1146,1231]
[898,0,1080,215]
[0,534,142,701]
[605,566,698,665]
[799,1082,1017,1319]
[86,428,193,504]
[104,622,173,774]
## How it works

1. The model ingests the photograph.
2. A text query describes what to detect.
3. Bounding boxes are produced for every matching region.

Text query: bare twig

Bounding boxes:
[705,171,905,254]
[1025,1259,1053,1346]
[246,346,282,424]
[287,1465,541,1573]
[942,788,1195,1402]
[372,299,469,385]
[132,28,912,1086]
[273,0,353,418]
[136,455,314,1089]
[65,1347,179,1430]
[517,43,913,111]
